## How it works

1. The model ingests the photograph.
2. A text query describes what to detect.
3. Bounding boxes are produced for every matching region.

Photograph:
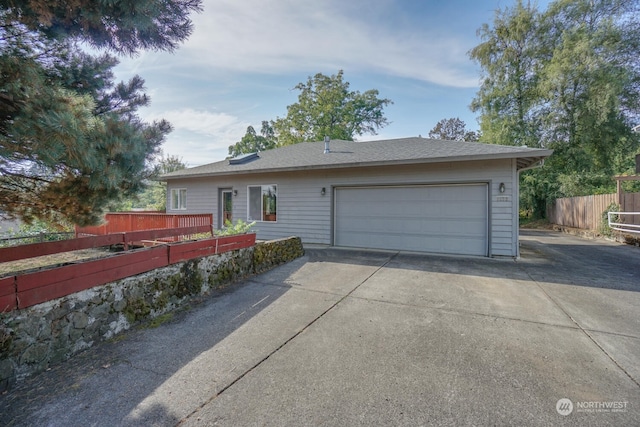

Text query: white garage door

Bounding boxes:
[334,184,488,256]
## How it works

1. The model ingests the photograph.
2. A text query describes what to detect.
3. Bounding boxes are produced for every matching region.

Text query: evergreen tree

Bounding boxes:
[0,1,202,225]
[0,0,202,54]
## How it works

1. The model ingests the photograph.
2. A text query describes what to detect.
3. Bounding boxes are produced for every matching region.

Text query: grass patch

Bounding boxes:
[107,333,128,344]
[143,313,174,329]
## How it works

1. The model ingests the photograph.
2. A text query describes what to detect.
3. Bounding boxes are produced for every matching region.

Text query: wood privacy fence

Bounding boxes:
[0,227,256,312]
[547,192,640,230]
[620,192,640,225]
[75,212,213,237]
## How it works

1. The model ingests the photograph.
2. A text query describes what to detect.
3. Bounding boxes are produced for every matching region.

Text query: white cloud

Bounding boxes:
[178,0,479,87]
[161,135,228,167]
[109,1,493,165]
[152,109,247,137]
[142,108,250,166]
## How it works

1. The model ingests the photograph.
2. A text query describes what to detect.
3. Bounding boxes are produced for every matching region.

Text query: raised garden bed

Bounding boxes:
[0,228,256,311]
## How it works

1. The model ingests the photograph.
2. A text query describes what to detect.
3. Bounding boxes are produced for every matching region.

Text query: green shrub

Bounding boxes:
[216,219,256,236]
[600,202,620,236]
[0,219,73,247]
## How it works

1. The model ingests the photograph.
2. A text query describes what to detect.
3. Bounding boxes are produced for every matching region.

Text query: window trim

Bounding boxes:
[170,188,187,210]
[247,184,277,222]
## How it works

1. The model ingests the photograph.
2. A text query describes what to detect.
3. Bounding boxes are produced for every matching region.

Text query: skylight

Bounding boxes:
[229,152,259,165]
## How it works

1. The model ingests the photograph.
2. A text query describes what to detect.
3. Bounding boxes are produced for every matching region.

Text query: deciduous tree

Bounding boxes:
[228,121,277,157]
[470,0,541,148]
[428,117,479,141]
[273,70,392,145]
[470,0,640,217]
[134,154,187,211]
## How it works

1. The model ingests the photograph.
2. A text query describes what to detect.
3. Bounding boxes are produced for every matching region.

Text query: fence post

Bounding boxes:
[617,178,623,207]
[121,232,128,251]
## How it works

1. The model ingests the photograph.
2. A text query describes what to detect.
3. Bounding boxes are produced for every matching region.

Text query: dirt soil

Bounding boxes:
[0,248,114,277]
[519,218,554,229]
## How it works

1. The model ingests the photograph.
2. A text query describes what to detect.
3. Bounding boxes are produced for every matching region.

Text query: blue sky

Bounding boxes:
[113,0,549,167]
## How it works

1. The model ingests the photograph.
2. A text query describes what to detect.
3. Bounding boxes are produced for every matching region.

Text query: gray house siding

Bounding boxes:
[166,158,518,257]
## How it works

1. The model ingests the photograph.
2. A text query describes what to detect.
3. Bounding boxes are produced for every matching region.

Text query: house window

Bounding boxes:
[171,188,187,210]
[248,185,277,222]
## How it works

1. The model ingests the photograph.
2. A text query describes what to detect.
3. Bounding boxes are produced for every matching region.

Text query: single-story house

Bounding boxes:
[161,137,552,258]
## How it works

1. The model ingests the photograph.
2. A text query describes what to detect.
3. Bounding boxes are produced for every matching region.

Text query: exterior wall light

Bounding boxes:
[499,183,506,193]
[321,187,326,196]
[233,189,238,196]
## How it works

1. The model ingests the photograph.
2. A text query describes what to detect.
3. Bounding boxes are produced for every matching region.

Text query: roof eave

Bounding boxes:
[515,151,554,171]
[161,149,553,181]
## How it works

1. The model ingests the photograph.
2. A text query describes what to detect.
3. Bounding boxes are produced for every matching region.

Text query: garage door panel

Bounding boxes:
[444,218,486,234]
[335,185,488,256]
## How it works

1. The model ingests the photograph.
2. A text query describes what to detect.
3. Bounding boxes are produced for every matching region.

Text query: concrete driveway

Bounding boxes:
[2,230,639,426]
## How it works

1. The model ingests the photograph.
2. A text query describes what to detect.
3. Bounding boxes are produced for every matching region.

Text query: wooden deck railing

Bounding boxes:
[75,212,213,237]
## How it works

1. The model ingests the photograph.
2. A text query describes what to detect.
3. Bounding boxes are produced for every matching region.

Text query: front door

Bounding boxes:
[221,190,233,227]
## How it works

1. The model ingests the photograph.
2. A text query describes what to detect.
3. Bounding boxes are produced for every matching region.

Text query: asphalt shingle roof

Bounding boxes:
[162,137,552,180]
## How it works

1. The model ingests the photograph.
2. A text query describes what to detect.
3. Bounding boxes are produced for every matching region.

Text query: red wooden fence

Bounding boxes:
[0,231,256,312]
[169,233,257,264]
[0,276,15,311]
[75,212,213,237]
[0,226,212,263]
[16,246,169,309]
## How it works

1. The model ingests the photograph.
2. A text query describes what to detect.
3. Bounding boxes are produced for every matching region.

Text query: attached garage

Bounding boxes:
[334,184,488,256]
[162,137,553,258]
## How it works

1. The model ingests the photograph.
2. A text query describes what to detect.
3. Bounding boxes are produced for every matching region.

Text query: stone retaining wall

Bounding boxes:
[0,237,304,391]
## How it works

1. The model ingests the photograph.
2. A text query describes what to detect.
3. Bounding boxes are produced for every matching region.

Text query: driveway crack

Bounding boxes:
[176,252,399,426]
[348,294,583,331]
[517,264,640,389]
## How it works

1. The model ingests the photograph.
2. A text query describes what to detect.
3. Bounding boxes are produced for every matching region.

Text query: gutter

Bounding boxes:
[517,158,546,173]
[161,151,553,181]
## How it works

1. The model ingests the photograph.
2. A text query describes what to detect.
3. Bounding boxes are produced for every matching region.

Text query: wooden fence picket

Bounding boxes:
[547,191,640,230]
